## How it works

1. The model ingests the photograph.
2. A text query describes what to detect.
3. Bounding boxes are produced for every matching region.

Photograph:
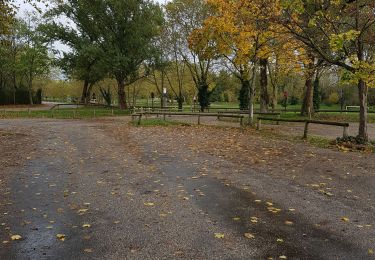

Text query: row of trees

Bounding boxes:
[0,8,49,105]
[1,0,374,141]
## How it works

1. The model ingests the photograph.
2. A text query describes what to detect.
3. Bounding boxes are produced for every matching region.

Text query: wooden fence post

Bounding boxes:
[138,114,142,125]
[303,122,309,139]
[198,114,201,125]
[257,118,261,130]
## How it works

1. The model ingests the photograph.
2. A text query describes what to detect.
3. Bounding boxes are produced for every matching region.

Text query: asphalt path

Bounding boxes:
[0,118,374,259]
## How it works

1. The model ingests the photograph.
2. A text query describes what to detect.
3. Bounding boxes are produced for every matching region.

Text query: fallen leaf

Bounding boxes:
[277,238,284,243]
[84,248,93,253]
[279,256,287,259]
[214,233,224,239]
[244,233,255,239]
[82,224,91,228]
[144,202,154,206]
[284,221,293,226]
[56,234,66,241]
[11,235,22,241]
[341,217,349,222]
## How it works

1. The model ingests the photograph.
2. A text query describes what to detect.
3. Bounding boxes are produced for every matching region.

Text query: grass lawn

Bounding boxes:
[0,107,130,119]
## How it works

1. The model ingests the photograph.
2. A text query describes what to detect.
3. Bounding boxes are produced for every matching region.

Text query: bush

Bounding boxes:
[289,96,299,105]
[328,92,340,105]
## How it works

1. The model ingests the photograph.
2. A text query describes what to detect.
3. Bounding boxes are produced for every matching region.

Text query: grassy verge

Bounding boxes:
[0,107,130,119]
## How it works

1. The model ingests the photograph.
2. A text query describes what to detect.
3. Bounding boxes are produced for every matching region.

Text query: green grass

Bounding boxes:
[0,107,130,119]
[132,118,191,127]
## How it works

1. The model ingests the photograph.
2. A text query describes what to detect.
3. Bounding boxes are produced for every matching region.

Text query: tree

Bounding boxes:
[189,0,287,122]
[42,0,108,105]
[87,0,163,109]
[166,0,213,112]
[281,0,375,141]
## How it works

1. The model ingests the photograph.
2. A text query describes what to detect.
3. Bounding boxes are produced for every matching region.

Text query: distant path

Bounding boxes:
[0,118,375,259]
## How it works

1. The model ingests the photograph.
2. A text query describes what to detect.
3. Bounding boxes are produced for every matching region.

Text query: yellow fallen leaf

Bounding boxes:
[232,217,241,221]
[254,200,261,203]
[84,248,93,253]
[144,202,154,206]
[56,234,66,241]
[11,235,22,241]
[214,233,224,239]
[82,224,91,228]
[77,209,88,214]
[341,217,349,222]
[2,241,9,244]
[284,221,293,226]
[250,217,258,223]
[279,256,287,259]
[114,221,120,224]
[288,208,295,212]
[244,233,255,239]
[266,202,273,206]
[277,238,284,243]
[369,249,374,255]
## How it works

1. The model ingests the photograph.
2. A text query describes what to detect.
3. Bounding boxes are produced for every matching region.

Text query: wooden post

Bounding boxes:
[111,109,114,116]
[240,117,243,126]
[343,126,348,138]
[137,114,142,125]
[198,114,201,125]
[303,122,309,139]
[257,118,261,130]
[163,113,166,121]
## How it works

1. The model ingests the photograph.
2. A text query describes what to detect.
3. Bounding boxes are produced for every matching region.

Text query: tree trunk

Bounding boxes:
[80,80,89,104]
[117,79,127,109]
[300,76,313,117]
[239,79,250,110]
[28,79,33,105]
[248,65,256,125]
[86,83,94,105]
[178,90,183,111]
[198,81,209,112]
[358,79,368,141]
[301,54,315,117]
[271,84,277,112]
[259,58,269,113]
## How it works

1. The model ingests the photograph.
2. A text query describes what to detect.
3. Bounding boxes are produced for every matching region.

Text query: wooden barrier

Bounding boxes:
[132,112,245,126]
[257,117,349,139]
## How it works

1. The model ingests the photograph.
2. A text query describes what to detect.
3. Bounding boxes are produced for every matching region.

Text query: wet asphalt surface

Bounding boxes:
[0,118,375,259]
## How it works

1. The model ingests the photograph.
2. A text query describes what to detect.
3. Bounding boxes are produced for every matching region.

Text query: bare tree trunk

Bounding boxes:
[248,66,256,125]
[81,80,89,104]
[301,76,313,117]
[301,54,315,117]
[358,79,368,141]
[28,79,33,105]
[117,79,127,109]
[259,58,269,113]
